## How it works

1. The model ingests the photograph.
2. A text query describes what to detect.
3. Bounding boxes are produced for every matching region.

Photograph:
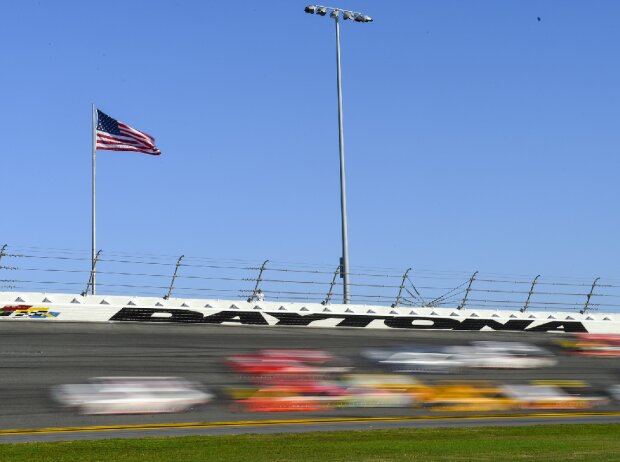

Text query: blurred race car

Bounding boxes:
[500,384,608,410]
[227,349,351,386]
[422,381,515,412]
[363,347,467,373]
[608,385,620,402]
[227,355,347,375]
[461,341,557,369]
[52,377,212,415]
[558,334,620,356]
[229,374,426,411]
[339,374,424,408]
[231,383,345,412]
[364,342,556,373]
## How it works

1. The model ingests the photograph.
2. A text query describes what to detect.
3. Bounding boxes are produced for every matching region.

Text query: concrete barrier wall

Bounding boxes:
[1,292,618,334]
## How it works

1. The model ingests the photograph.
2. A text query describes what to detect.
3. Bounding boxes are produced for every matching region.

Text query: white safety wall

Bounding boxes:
[0,291,618,334]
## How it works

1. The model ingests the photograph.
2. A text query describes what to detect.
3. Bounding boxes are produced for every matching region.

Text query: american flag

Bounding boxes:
[95,109,161,155]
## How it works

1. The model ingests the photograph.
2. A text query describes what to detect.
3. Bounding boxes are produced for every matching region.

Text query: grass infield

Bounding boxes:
[0,424,619,461]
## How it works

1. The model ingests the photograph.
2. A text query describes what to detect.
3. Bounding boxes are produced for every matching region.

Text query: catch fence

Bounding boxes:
[1,244,618,314]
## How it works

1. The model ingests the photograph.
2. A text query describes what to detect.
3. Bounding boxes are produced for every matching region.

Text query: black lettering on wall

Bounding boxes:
[527,321,588,333]
[202,311,269,325]
[267,312,334,326]
[110,308,204,323]
[108,307,590,333]
[384,317,461,330]
[455,319,533,331]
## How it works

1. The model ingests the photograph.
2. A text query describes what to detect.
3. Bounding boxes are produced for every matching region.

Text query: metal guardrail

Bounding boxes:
[1,244,619,313]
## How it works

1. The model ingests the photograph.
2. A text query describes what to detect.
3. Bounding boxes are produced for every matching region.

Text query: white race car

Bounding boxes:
[460,342,557,369]
[501,384,607,409]
[52,377,212,415]
[364,347,467,373]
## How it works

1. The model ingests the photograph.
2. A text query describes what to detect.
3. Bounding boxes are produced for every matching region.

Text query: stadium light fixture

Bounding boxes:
[303,5,373,305]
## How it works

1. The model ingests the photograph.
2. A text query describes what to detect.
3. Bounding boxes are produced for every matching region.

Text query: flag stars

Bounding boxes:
[96,110,120,135]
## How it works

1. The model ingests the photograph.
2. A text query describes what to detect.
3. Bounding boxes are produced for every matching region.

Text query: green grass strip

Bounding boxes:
[1,424,619,462]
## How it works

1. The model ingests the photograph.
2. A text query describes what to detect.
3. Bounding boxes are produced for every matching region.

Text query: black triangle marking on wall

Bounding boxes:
[278,306,287,311]
[155,302,164,307]
[230,304,240,310]
[181,303,190,308]
[15,297,25,303]
[100,300,109,305]
[409,311,418,315]
[70,298,81,304]
[127,301,136,306]
[529,315,537,319]
[547,315,556,319]
[253,305,262,310]
[345,308,354,313]
[323,308,331,312]
[390,310,398,315]
[450,312,460,317]
[566,316,575,320]
[510,314,518,318]
[300,307,309,311]
[603,317,612,321]
[586,316,594,320]
[42,298,52,303]
[491,313,500,318]
[430,311,439,316]
[470,313,479,318]
[204,304,213,308]
[367,309,376,314]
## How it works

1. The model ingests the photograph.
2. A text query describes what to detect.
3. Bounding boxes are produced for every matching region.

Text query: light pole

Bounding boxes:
[304,5,373,305]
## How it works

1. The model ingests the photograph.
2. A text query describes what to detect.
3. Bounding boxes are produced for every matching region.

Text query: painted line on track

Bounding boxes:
[1,412,620,437]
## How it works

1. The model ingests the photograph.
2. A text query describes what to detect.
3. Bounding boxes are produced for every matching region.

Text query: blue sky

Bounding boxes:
[2,0,619,282]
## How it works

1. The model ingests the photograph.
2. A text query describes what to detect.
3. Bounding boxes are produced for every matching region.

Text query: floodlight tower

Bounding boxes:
[304,5,373,305]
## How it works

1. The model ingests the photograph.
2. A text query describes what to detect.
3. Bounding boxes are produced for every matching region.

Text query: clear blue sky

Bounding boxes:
[2,0,619,281]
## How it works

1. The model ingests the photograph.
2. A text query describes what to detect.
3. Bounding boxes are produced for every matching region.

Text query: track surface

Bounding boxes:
[1,322,619,442]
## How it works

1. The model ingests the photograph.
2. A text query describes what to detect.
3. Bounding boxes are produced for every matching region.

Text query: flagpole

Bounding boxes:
[91,103,97,295]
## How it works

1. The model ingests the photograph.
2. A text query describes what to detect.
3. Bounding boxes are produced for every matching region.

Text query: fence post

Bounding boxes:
[82,250,101,296]
[0,245,7,268]
[521,274,540,312]
[322,265,341,305]
[391,268,412,308]
[164,255,185,300]
[581,277,600,314]
[248,260,269,302]
[458,271,478,310]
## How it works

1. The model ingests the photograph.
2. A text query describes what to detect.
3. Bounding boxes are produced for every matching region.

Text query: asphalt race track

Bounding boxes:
[1,322,619,442]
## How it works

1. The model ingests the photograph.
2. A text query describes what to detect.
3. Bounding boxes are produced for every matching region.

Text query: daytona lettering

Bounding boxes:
[109,308,588,333]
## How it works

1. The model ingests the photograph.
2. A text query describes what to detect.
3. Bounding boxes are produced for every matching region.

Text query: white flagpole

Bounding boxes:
[91,103,97,295]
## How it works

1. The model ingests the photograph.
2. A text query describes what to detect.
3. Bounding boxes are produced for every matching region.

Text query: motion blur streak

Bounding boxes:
[1,323,619,431]
[558,334,620,356]
[52,377,211,414]
[223,345,610,413]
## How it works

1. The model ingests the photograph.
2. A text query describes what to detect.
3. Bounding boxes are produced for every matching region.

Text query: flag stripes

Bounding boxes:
[95,110,161,155]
